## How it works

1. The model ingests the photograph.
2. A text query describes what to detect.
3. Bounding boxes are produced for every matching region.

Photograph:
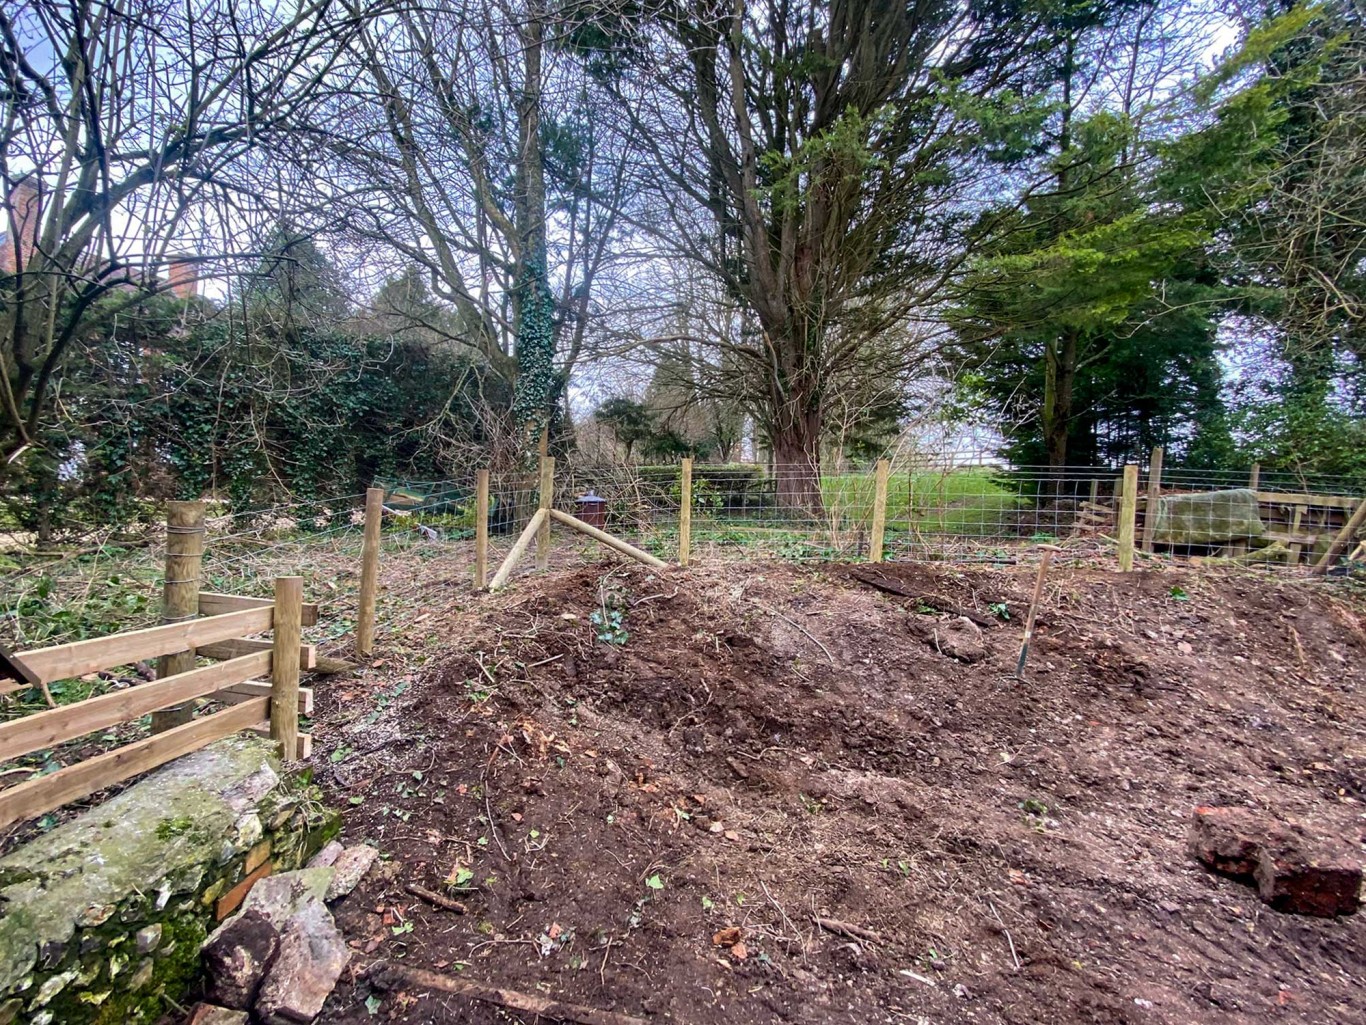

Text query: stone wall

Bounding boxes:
[0,736,337,1025]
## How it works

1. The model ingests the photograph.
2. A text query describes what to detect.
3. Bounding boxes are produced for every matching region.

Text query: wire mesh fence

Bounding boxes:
[3,454,1362,657]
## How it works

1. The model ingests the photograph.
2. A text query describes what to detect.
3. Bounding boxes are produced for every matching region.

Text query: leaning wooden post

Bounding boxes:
[1140,446,1164,554]
[1117,464,1139,571]
[271,576,303,762]
[678,457,693,567]
[151,500,206,734]
[1312,496,1366,576]
[536,456,555,572]
[356,487,383,657]
[474,469,490,589]
[869,459,889,563]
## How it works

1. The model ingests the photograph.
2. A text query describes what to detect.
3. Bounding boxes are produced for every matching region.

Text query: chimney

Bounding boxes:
[0,177,41,275]
[165,257,199,299]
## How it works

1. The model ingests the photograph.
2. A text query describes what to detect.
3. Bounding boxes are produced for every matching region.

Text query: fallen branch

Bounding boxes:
[404,883,467,914]
[812,916,884,944]
[372,963,649,1025]
[846,569,997,627]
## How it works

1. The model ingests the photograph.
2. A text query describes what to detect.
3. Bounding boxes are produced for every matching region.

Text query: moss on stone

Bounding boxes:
[0,735,337,1024]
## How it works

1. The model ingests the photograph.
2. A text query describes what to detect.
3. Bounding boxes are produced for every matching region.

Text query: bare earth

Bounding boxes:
[306,557,1366,1025]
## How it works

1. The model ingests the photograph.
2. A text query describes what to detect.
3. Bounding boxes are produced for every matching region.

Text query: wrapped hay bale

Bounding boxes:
[1152,488,1265,545]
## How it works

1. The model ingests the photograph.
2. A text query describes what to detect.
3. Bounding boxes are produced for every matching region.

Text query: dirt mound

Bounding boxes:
[310,560,1366,1025]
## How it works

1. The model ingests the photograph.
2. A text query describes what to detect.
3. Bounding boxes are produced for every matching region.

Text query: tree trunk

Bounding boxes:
[1042,332,1078,473]
[769,403,823,513]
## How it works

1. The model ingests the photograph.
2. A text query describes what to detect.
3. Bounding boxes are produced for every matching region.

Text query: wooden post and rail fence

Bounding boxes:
[0,491,389,833]
[0,581,321,831]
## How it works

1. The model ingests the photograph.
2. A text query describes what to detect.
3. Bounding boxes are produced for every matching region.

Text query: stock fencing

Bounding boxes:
[370,456,1366,575]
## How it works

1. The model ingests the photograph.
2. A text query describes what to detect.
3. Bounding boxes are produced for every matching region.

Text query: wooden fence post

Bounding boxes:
[271,576,303,762]
[1249,462,1261,490]
[1140,446,1163,553]
[679,457,693,567]
[1118,464,1139,571]
[151,501,205,734]
[536,456,555,571]
[869,459,889,563]
[474,469,490,589]
[1312,496,1366,575]
[356,487,382,657]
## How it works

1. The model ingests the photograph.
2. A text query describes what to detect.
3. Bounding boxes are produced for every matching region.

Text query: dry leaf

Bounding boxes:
[730,942,748,961]
[549,922,563,940]
[712,927,742,947]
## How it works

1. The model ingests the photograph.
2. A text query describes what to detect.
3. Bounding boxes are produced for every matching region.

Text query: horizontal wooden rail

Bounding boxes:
[198,637,317,670]
[217,682,313,715]
[0,698,268,831]
[0,652,270,763]
[199,592,320,627]
[15,607,273,685]
[1256,490,1359,511]
[246,722,313,760]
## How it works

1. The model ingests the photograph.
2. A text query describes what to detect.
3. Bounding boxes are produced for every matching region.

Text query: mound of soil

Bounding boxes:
[310,560,1366,1024]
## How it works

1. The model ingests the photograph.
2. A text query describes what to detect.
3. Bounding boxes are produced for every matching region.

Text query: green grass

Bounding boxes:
[812,468,1026,535]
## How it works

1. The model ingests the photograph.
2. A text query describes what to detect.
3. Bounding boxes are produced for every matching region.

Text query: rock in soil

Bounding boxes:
[1255,843,1363,918]
[307,840,345,869]
[240,866,334,926]
[324,845,379,901]
[1189,805,1362,917]
[200,909,279,1010]
[1188,806,1281,877]
[186,1005,249,1025]
[254,899,350,1025]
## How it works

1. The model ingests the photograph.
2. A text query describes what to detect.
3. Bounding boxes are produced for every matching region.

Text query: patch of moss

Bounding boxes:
[39,910,207,1025]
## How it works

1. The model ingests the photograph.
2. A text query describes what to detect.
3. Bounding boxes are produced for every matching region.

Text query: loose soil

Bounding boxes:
[309,558,1366,1025]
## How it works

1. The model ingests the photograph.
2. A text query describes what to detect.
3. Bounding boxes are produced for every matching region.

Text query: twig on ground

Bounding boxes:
[985,899,1021,970]
[405,883,467,914]
[812,916,884,944]
[374,963,649,1025]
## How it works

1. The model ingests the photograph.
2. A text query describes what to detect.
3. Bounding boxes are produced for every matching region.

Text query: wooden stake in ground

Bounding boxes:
[1015,545,1061,681]
[271,576,304,762]
[1140,445,1163,554]
[474,469,490,589]
[869,458,889,563]
[1117,465,1139,572]
[489,508,549,591]
[357,487,383,657]
[678,457,692,567]
[536,455,555,572]
[373,964,648,1025]
[1313,496,1366,576]
[549,508,668,569]
[152,500,205,733]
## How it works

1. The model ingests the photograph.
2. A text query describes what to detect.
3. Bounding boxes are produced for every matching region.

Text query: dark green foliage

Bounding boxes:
[3,295,504,536]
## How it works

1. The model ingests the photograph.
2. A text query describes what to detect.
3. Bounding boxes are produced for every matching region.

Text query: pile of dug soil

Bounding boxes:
[311,560,1366,1024]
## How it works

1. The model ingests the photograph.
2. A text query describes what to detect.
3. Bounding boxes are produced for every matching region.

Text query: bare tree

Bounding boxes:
[286,0,634,464]
[0,0,371,466]
[600,0,1060,508]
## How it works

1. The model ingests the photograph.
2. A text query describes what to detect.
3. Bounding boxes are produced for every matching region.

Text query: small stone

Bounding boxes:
[129,958,154,991]
[232,812,264,849]
[238,868,334,926]
[325,846,379,901]
[186,1004,249,1025]
[1255,844,1362,917]
[0,999,21,1025]
[75,903,116,928]
[307,840,345,869]
[1187,806,1281,877]
[244,840,273,875]
[28,971,75,1009]
[135,923,162,954]
[254,901,349,1025]
[201,910,280,1009]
